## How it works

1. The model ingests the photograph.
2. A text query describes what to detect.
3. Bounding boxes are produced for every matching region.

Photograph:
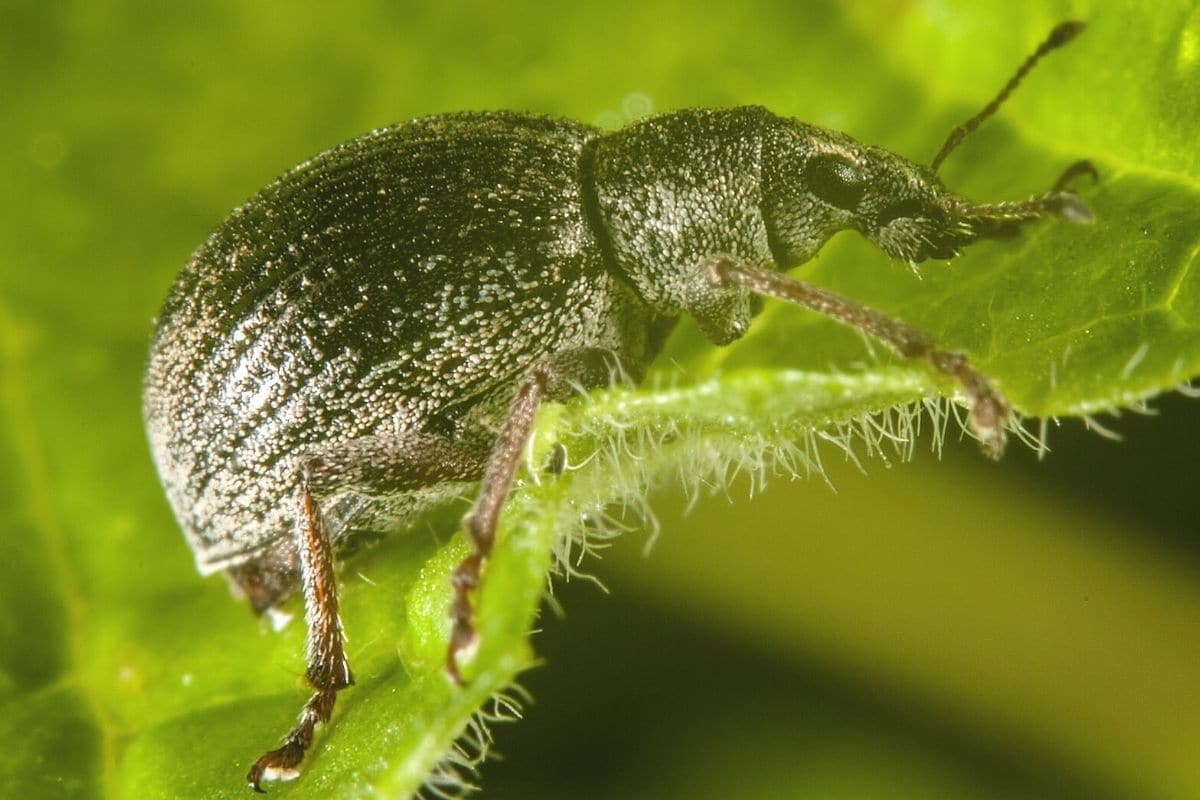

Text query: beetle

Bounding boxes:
[142,21,1092,791]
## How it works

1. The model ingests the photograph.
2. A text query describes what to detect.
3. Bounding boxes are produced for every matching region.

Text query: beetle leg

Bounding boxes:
[447,348,630,685]
[247,435,489,790]
[247,349,622,785]
[247,480,351,792]
[709,256,1010,457]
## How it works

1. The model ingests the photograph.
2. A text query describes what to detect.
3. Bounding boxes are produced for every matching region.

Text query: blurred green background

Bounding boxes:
[1,1,1198,799]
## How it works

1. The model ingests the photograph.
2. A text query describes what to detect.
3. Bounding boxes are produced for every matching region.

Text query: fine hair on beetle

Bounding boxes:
[139,20,1094,793]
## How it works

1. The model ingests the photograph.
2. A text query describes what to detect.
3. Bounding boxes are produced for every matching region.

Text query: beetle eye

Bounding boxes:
[805,154,864,211]
[877,198,927,226]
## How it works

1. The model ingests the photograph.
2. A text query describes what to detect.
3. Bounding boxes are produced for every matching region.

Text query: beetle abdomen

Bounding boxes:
[144,112,653,573]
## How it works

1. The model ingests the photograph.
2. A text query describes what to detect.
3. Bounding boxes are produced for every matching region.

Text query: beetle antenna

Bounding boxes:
[931,20,1086,172]
[1052,158,1099,192]
[947,154,1096,243]
[965,188,1093,229]
[971,155,1097,223]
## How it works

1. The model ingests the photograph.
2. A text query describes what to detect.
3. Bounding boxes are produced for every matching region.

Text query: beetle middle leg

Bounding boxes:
[247,433,491,790]
[710,256,1010,457]
[247,350,626,786]
[447,347,632,685]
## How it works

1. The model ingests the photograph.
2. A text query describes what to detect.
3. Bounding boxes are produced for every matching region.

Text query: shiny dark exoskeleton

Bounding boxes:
[146,113,665,603]
[142,22,1091,791]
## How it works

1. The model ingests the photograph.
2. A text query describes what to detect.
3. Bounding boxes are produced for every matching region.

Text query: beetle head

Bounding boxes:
[764,20,1092,270]
[849,145,1094,267]
[763,127,1092,270]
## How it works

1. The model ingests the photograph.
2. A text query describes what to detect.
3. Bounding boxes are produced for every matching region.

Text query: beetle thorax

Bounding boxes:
[588,107,780,345]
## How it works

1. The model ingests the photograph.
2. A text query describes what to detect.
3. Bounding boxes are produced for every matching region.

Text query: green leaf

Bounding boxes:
[1,1,1196,799]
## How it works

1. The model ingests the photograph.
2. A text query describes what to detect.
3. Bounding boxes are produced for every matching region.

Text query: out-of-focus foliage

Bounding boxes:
[0,1,1196,798]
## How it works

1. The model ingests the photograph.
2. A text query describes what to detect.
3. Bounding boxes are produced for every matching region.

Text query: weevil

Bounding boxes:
[142,21,1093,791]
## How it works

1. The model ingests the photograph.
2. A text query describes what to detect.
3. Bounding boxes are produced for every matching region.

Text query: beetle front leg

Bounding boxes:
[710,257,1010,457]
[446,348,630,685]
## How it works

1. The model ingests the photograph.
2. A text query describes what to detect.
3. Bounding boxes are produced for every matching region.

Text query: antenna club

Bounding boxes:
[930,19,1088,173]
[1049,20,1086,48]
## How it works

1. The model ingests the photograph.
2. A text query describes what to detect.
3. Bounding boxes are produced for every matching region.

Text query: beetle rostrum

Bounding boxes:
[141,21,1092,791]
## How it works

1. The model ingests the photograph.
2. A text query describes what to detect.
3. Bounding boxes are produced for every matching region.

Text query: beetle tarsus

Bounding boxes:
[447,552,484,685]
[930,350,1010,457]
[246,688,336,790]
